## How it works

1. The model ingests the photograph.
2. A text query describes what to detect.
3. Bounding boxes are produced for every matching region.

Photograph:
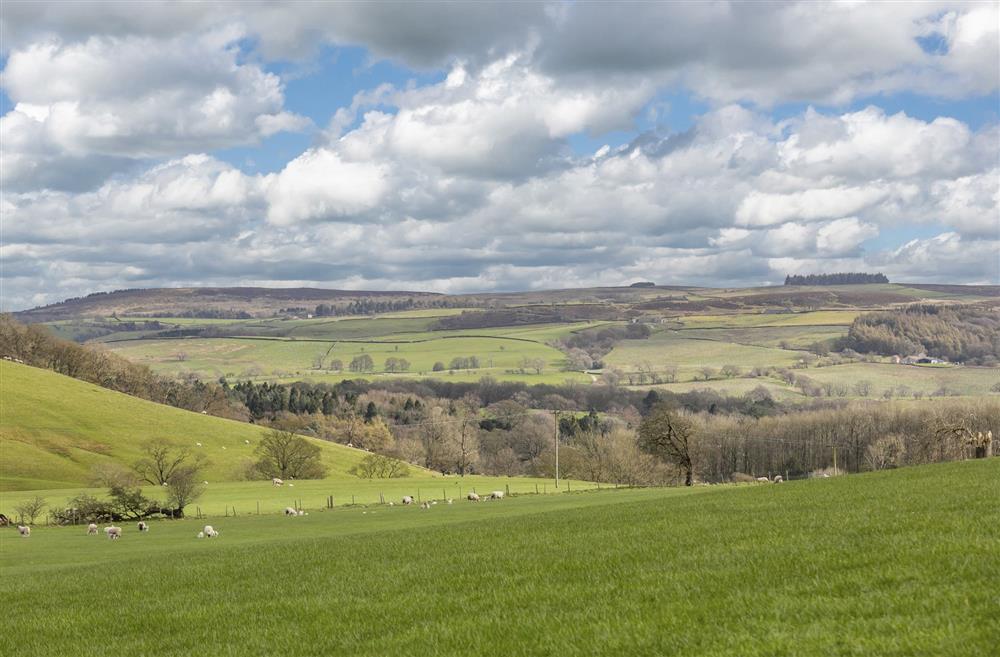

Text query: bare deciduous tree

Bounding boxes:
[638,405,699,486]
[134,441,205,486]
[13,495,47,525]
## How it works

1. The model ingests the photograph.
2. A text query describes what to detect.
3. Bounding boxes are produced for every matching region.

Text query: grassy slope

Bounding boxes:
[2,460,997,656]
[0,361,375,490]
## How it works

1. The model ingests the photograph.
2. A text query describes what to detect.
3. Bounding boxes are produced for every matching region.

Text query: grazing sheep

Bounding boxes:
[87,523,98,535]
[203,525,218,537]
[105,526,122,540]
[773,475,784,483]
[420,502,430,510]
[137,521,149,532]
[402,495,414,505]
[288,483,294,487]
[447,499,453,505]
[203,481,209,485]
[298,510,306,516]
[388,501,395,507]
[285,507,298,516]
[431,500,438,505]
[196,442,202,447]
[244,440,250,445]
[17,525,30,537]
[272,478,284,487]
[756,476,770,483]
[467,492,480,501]
[490,491,505,500]
[221,446,227,450]
[197,531,205,539]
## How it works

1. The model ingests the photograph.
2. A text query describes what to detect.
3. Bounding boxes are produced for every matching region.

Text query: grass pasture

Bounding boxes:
[2,459,997,656]
[803,362,1000,398]
[605,331,805,380]
[0,361,376,490]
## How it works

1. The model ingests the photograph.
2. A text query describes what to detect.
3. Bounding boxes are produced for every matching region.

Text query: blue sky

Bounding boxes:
[1,1,997,310]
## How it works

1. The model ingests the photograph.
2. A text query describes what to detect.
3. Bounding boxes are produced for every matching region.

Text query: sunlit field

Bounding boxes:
[3,460,997,657]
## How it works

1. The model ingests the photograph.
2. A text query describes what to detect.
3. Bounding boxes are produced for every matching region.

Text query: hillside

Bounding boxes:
[15,286,444,322]
[2,459,997,656]
[0,361,375,490]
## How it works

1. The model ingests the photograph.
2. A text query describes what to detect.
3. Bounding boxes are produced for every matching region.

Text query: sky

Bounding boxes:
[1,1,998,311]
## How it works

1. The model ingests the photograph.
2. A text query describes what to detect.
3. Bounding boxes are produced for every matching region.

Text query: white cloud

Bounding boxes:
[264,149,389,226]
[1,30,308,192]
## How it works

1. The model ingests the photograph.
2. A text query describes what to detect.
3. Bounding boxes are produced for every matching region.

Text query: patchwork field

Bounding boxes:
[3,460,997,656]
[99,316,604,384]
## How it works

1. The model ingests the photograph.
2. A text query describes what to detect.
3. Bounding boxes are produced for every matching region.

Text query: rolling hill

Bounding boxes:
[0,360,376,490]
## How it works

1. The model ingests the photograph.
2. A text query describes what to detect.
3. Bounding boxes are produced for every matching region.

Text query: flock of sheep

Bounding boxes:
[14,489,510,540]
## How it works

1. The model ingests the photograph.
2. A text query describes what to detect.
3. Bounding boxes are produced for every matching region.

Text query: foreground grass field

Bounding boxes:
[3,459,997,656]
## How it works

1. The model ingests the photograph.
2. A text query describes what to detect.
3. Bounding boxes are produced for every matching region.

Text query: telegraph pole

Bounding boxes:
[553,410,560,488]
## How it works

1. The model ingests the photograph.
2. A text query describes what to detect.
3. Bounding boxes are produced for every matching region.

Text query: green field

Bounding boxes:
[605,331,806,380]
[0,361,372,490]
[2,460,997,656]
[803,362,1000,398]
[676,310,861,328]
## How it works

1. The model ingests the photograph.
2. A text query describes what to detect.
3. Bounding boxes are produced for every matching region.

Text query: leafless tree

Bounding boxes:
[134,441,204,486]
[638,405,699,486]
[13,495,47,524]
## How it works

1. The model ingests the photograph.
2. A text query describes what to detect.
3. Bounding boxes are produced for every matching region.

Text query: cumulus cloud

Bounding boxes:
[1,3,997,308]
[1,29,308,192]
[4,97,996,311]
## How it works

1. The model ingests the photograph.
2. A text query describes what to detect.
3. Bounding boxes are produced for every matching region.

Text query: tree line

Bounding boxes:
[785,273,889,286]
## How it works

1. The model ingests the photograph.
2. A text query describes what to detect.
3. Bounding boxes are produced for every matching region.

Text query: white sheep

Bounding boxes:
[490,490,505,500]
[197,531,205,539]
[447,499,453,505]
[402,495,414,505]
[467,492,480,501]
[756,476,770,483]
[196,442,202,447]
[773,475,784,483]
[388,501,395,507]
[105,526,122,540]
[137,521,149,532]
[298,510,306,516]
[420,502,430,510]
[288,483,294,487]
[87,523,98,535]
[221,446,227,450]
[203,525,218,537]
[17,525,30,537]
[244,440,250,445]
[285,507,298,516]
[272,477,284,487]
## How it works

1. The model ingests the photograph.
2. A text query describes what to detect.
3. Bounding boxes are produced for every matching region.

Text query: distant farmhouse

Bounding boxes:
[895,354,948,365]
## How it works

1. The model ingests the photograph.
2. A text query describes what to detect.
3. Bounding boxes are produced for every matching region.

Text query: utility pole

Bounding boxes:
[553,410,560,488]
